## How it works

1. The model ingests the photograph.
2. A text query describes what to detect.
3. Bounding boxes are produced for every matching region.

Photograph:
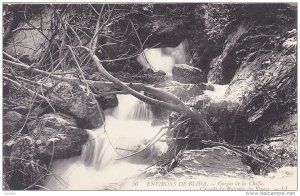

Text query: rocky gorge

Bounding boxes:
[2,3,297,190]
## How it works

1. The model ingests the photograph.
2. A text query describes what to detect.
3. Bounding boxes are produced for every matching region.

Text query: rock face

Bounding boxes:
[207,23,292,85]
[172,64,207,84]
[135,15,188,48]
[225,52,296,124]
[168,31,297,145]
[47,82,104,129]
[208,24,249,84]
[3,111,25,141]
[30,113,88,159]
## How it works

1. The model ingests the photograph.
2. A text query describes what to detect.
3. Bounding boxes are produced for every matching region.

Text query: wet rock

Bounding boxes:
[157,70,166,76]
[172,64,207,84]
[96,94,118,110]
[155,81,207,102]
[5,113,89,190]
[30,113,88,159]
[47,82,104,129]
[3,111,25,141]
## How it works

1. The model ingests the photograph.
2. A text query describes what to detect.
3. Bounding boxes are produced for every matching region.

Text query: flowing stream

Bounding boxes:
[44,42,189,190]
[43,41,296,190]
[44,92,297,190]
[136,40,191,75]
[44,95,168,190]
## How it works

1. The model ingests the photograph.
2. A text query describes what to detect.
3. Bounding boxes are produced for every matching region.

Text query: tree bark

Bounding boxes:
[4,51,215,138]
[89,50,215,138]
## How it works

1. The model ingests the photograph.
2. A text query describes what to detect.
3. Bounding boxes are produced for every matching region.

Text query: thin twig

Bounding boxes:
[3,76,49,102]
[3,156,68,186]
[66,45,90,95]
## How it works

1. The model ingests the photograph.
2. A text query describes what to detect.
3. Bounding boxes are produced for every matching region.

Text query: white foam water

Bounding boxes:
[136,40,191,76]
[204,83,229,101]
[112,94,153,120]
[44,94,168,190]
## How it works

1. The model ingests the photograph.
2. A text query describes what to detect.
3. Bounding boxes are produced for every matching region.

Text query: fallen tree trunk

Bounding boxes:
[4,51,215,138]
[89,48,214,138]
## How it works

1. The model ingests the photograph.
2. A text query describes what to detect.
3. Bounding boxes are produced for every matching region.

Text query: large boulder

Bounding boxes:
[30,113,88,159]
[172,64,207,84]
[5,136,45,190]
[96,94,118,110]
[4,113,89,190]
[3,111,25,141]
[47,82,104,129]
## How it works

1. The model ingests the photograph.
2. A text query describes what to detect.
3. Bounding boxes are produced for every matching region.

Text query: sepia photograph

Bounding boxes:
[2,2,298,192]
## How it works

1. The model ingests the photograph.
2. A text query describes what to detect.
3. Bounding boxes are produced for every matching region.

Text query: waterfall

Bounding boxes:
[112,94,153,120]
[44,94,167,190]
[136,40,191,75]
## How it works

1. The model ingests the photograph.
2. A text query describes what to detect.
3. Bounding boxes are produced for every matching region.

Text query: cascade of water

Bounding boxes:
[81,129,113,170]
[44,94,167,190]
[112,94,153,120]
[136,40,191,76]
